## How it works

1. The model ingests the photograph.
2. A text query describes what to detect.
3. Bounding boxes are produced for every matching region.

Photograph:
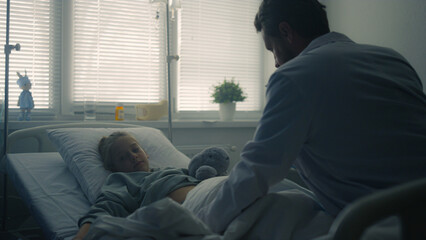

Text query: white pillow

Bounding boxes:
[47,127,190,204]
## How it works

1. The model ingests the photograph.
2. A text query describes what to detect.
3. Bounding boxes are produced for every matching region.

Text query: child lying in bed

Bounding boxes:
[73,131,200,240]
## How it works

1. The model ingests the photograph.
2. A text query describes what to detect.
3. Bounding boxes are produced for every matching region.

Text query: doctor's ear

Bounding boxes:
[278,22,294,43]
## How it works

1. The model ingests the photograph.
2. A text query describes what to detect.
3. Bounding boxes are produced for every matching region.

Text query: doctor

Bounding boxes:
[197,0,426,233]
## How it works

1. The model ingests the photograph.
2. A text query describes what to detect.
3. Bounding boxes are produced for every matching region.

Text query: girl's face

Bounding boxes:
[111,135,150,172]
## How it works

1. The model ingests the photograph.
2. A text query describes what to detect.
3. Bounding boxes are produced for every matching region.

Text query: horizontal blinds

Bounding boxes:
[178,0,263,111]
[73,0,167,104]
[0,0,61,110]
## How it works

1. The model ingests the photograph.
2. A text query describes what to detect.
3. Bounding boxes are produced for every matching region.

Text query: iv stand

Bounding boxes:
[2,0,20,232]
[165,1,174,143]
[151,0,180,143]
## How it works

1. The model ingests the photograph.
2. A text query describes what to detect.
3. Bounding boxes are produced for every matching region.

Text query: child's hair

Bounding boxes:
[98,131,132,171]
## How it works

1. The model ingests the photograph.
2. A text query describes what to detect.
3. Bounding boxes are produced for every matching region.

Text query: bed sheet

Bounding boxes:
[6,152,90,240]
[85,176,335,240]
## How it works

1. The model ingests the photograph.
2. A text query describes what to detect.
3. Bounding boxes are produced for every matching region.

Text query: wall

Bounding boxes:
[6,0,425,168]
[322,0,426,92]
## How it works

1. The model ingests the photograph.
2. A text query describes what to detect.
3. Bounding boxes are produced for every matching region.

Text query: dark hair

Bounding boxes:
[254,0,329,39]
[98,131,132,171]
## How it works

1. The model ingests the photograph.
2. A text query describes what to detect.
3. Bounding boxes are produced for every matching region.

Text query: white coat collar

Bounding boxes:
[300,31,354,56]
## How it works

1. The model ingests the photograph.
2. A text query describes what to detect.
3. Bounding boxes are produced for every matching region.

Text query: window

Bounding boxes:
[178,0,263,113]
[1,0,265,120]
[71,0,167,111]
[0,0,62,113]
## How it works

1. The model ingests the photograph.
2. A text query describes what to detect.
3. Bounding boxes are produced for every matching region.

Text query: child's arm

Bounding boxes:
[73,223,91,240]
[77,173,141,229]
[168,185,196,203]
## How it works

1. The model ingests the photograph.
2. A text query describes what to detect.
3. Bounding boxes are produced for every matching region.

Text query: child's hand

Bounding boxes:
[74,223,91,240]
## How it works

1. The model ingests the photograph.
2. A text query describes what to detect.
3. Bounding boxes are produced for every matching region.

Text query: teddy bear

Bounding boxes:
[188,147,230,181]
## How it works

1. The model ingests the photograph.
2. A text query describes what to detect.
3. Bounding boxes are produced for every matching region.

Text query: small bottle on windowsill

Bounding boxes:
[115,102,124,121]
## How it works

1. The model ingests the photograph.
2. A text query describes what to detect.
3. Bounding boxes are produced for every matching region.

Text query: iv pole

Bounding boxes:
[165,1,174,143]
[151,0,180,143]
[1,0,20,232]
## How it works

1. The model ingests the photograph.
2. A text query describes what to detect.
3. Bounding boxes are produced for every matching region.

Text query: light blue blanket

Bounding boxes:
[84,176,402,240]
[84,177,334,240]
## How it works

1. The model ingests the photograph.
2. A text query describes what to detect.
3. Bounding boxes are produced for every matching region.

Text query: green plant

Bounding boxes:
[211,77,246,103]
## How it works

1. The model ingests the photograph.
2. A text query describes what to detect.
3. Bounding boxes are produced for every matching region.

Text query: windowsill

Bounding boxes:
[7,119,259,130]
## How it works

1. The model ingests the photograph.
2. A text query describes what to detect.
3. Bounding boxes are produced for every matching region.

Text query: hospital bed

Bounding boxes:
[4,122,196,239]
[2,122,425,239]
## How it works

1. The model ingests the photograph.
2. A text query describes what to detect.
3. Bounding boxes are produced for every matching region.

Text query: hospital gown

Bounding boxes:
[78,167,200,226]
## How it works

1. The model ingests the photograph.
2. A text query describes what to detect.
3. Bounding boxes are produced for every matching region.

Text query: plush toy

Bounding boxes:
[16,71,34,121]
[188,147,230,180]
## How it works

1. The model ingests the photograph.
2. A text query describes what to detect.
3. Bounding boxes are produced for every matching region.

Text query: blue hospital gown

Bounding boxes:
[78,168,200,226]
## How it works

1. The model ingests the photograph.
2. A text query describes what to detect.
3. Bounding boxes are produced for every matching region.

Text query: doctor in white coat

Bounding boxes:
[197,0,426,234]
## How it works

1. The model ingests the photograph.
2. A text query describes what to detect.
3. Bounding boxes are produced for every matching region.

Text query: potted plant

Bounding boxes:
[211,77,246,121]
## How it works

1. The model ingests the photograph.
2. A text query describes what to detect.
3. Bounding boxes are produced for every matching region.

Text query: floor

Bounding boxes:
[1,228,45,240]
[1,217,45,240]
[1,189,46,239]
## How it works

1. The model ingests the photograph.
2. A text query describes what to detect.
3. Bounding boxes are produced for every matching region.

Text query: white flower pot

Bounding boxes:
[219,102,236,121]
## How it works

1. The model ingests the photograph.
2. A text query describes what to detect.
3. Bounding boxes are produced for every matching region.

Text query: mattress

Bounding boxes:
[6,152,90,240]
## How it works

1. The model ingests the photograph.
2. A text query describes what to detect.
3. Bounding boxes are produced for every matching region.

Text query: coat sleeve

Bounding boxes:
[196,72,314,233]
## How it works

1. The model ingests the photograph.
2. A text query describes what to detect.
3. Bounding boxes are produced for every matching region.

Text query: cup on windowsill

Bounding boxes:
[84,96,97,121]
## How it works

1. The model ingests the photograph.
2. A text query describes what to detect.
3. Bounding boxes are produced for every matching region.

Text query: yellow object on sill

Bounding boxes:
[115,103,124,121]
[135,100,168,120]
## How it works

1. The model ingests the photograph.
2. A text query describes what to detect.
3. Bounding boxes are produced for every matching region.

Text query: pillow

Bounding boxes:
[47,127,190,204]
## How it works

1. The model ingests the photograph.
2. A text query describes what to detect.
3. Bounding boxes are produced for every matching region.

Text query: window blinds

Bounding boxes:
[0,0,61,110]
[72,0,167,105]
[178,0,263,111]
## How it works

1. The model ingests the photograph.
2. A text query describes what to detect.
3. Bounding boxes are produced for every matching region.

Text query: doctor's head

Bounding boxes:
[98,132,150,173]
[254,0,330,67]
